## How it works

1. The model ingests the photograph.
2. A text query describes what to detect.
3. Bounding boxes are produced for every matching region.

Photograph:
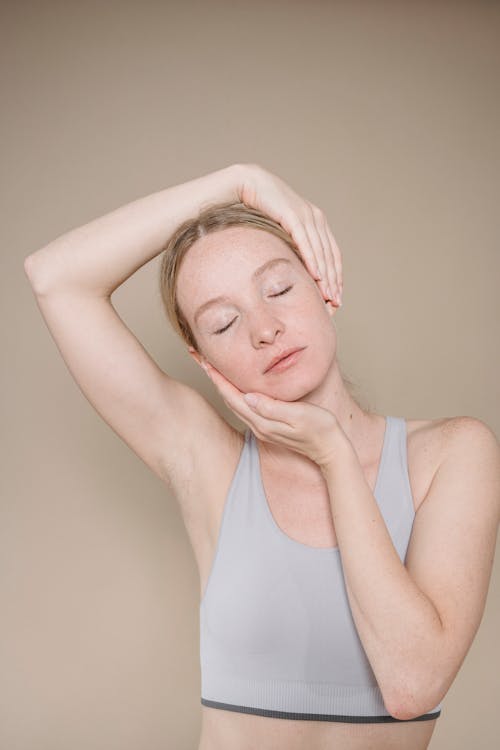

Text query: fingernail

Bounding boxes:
[243,393,259,408]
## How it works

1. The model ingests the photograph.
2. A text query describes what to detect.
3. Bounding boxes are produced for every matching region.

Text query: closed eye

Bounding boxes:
[213,285,294,335]
[273,285,293,297]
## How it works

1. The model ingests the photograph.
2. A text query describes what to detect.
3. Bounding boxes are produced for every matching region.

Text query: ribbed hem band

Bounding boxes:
[200,676,441,723]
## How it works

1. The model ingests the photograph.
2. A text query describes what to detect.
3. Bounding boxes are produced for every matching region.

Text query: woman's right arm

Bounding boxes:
[24,163,241,297]
[23,164,244,490]
[23,161,341,497]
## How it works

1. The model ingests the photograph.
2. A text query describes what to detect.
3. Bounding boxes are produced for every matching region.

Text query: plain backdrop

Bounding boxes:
[2,1,499,748]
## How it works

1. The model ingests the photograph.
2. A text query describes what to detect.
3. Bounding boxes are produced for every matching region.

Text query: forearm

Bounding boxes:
[24,163,241,297]
[321,434,444,716]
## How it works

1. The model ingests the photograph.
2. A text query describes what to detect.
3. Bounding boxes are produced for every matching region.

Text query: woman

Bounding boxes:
[24,163,500,750]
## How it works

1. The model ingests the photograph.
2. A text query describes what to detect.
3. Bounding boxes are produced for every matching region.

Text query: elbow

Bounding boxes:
[24,252,57,296]
[385,692,421,722]
[386,698,425,722]
[23,254,36,280]
[24,253,44,293]
[384,681,443,721]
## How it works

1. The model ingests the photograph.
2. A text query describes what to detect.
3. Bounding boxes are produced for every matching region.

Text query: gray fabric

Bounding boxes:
[199,416,442,721]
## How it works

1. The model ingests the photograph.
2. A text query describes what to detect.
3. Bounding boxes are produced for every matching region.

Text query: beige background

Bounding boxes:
[2,1,499,748]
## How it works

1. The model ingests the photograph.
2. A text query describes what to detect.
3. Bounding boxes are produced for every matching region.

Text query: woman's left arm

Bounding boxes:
[198,364,500,722]
[321,416,500,720]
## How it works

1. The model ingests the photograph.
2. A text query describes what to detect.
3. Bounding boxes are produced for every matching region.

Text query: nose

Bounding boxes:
[248,306,285,346]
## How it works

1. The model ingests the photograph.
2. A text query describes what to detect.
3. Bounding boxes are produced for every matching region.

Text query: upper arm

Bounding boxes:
[27,287,228,487]
[405,417,500,706]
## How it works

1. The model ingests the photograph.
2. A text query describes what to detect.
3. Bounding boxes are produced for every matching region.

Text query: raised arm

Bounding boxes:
[24,164,242,297]
[23,164,244,496]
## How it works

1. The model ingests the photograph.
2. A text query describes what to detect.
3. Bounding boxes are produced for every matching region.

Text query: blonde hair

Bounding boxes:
[158,201,368,409]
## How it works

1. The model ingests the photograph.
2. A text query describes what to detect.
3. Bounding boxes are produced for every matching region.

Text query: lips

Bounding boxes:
[264,347,306,374]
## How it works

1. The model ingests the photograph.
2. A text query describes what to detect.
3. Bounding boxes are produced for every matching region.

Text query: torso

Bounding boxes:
[168,414,448,750]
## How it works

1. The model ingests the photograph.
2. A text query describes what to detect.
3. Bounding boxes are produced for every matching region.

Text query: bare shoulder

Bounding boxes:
[408,415,498,452]
[405,415,499,512]
[432,416,500,472]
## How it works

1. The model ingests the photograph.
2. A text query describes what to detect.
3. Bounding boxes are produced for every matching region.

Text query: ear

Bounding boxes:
[187,346,207,369]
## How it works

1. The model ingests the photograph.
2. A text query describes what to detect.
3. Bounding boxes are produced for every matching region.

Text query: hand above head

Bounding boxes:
[235,163,343,308]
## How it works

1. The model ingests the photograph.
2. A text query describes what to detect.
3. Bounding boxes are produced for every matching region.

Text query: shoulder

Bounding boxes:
[407,414,498,456]
[422,415,497,455]
[404,416,499,511]
[436,417,500,491]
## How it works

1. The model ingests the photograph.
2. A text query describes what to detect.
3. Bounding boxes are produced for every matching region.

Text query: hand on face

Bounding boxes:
[237,164,343,307]
[199,360,344,469]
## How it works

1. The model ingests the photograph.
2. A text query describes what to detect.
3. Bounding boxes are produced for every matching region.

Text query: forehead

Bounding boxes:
[185,225,294,270]
[177,225,301,307]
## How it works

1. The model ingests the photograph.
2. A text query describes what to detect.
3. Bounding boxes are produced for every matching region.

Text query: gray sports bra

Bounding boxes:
[199,415,442,722]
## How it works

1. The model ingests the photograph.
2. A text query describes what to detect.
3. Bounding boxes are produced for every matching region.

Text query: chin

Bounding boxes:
[261,371,326,402]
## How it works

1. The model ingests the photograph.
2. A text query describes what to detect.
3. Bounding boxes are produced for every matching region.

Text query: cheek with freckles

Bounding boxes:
[203,279,335,395]
[209,331,337,404]
[214,358,260,395]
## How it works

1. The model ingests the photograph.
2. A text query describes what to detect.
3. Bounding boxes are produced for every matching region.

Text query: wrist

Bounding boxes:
[318,427,355,477]
[229,162,255,203]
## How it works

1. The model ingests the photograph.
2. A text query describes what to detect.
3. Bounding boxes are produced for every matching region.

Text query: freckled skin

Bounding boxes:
[177,224,387,480]
[176,225,338,404]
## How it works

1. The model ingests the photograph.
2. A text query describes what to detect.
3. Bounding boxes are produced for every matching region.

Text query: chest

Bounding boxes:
[189,418,440,601]
[258,459,384,549]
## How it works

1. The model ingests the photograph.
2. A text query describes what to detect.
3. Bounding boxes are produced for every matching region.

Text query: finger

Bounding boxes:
[283,212,323,281]
[325,222,343,296]
[243,392,297,430]
[313,210,338,303]
[303,205,328,288]
[203,363,249,407]
[204,364,289,432]
[204,363,300,437]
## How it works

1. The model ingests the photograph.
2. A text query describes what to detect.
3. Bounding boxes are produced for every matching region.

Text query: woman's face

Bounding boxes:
[177,225,338,401]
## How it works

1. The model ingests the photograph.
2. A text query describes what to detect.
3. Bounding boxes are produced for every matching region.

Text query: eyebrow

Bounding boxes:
[194,257,293,324]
